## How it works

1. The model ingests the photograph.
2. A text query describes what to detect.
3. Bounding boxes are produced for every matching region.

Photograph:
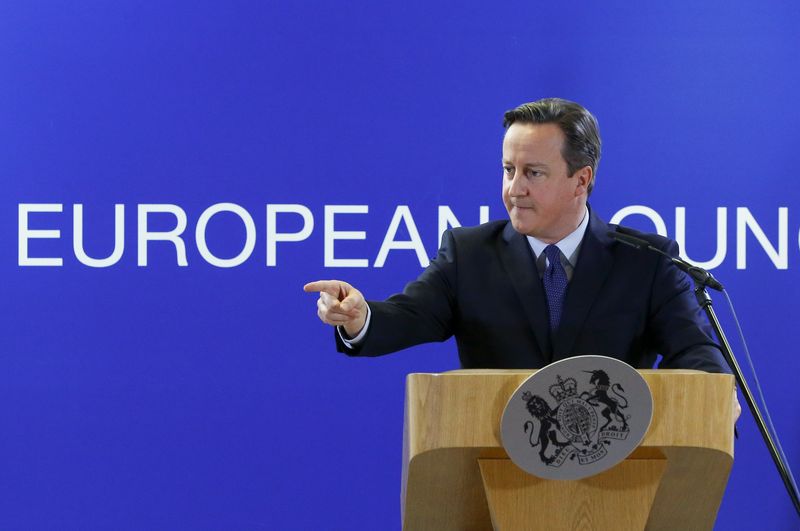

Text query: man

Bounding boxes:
[305,98,732,375]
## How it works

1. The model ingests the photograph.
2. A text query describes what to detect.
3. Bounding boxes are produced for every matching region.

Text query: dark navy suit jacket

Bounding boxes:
[336,208,730,373]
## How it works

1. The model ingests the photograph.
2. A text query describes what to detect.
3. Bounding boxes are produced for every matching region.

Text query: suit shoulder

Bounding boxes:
[437,220,509,259]
[448,220,508,242]
[434,221,508,272]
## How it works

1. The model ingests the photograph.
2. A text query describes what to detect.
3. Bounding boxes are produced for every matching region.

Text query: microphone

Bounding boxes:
[610,230,800,514]
[607,229,725,291]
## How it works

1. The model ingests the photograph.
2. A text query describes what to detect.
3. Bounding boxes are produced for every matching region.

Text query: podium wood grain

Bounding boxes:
[479,458,665,530]
[401,369,735,531]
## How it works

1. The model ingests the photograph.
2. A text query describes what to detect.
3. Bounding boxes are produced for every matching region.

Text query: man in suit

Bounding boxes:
[304,98,731,375]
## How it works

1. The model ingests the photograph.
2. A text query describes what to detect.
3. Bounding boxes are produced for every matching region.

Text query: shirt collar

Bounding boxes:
[525,205,589,267]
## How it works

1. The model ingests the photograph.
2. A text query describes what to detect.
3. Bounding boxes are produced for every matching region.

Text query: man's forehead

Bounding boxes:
[502,122,565,157]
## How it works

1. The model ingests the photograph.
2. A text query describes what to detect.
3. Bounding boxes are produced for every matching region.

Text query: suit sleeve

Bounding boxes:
[335,229,459,357]
[647,239,731,374]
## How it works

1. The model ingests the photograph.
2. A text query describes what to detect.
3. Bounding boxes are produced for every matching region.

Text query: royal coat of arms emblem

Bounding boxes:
[501,356,653,480]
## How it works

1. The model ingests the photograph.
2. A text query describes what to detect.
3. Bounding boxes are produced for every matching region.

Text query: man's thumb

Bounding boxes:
[339,291,361,312]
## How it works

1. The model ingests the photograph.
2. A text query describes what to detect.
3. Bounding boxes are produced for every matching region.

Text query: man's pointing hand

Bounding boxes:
[303,280,368,338]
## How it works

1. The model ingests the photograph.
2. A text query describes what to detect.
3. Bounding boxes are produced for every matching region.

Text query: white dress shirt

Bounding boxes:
[526,205,589,280]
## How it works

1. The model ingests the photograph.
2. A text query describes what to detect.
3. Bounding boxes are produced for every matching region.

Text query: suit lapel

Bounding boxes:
[498,222,551,358]
[552,209,614,360]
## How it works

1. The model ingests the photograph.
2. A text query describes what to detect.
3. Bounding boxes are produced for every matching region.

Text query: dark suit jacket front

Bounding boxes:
[337,208,730,373]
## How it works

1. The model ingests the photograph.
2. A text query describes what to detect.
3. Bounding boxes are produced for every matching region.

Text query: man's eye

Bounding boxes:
[527,170,542,178]
[503,166,514,175]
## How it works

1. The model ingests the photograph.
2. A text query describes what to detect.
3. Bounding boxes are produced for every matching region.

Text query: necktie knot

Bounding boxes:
[544,244,562,266]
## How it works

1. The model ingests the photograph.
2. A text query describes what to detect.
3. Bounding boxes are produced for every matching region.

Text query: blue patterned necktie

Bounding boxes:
[543,244,568,331]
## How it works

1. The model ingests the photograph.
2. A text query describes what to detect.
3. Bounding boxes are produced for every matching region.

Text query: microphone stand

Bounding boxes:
[608,229,800,515]
[693,283,800,516]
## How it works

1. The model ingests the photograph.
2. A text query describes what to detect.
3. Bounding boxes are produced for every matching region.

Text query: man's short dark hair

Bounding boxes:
[503,98,601,195]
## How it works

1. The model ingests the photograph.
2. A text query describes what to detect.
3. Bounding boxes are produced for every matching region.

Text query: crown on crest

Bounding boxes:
[549,375,577,402]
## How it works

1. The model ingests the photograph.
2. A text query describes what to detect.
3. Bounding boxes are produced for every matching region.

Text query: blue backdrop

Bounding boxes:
[2,1,798,529]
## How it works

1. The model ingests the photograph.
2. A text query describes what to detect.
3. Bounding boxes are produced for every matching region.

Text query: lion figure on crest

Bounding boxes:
[521,392,570,464]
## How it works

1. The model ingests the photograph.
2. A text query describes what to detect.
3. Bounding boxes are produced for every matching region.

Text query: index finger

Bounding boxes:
[303,280,342,296]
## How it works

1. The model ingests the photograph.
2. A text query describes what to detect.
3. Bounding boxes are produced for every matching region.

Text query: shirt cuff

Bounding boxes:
[338,304,371,349]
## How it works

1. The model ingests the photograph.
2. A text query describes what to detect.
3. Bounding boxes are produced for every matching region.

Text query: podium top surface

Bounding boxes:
[404,369,735,458]
[410,368,711,376]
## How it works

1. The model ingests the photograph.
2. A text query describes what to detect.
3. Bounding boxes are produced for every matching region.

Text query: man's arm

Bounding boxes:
[646,239,731,374]
[306,229,460,357]
[646,238,741,421]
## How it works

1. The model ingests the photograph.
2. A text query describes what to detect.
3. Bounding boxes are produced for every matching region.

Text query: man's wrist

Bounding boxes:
[342,319,366,339]
[338,305,371,347]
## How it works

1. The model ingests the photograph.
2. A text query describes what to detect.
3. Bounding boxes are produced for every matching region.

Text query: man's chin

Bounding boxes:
[510,218,536,236]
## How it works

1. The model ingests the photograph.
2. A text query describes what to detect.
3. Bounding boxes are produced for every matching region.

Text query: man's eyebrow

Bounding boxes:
[502,160,550,167]
[501,161,549,168]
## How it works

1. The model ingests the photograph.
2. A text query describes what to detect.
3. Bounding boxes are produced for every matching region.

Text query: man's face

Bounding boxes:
[502,122,589,243]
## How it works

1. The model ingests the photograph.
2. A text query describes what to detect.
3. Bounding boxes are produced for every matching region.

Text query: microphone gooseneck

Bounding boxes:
[607,230,724,291]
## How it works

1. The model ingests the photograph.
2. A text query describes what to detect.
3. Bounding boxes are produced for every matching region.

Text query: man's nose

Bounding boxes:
[508,173,527,196]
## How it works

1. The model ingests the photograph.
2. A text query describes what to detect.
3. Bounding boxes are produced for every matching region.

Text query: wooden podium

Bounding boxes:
[401,369,735,531]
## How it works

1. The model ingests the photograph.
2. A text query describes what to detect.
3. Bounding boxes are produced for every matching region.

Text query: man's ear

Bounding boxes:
[573,166,593,196]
